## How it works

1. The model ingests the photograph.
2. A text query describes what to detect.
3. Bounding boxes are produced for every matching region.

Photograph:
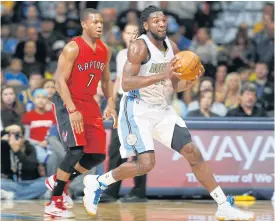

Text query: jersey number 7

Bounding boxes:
[86,74,95,87]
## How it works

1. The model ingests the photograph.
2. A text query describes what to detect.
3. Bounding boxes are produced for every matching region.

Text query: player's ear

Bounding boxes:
[143,22,148,31]
[81,21,86,30]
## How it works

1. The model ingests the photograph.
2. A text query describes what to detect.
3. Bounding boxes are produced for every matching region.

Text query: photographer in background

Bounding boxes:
[1,125,47,200]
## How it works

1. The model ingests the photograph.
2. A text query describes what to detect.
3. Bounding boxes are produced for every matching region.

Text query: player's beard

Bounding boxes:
[150,30,166,41]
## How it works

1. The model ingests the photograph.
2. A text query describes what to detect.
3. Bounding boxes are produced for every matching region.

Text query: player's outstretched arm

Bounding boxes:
[122,40,180,92]
[54,41,79,111]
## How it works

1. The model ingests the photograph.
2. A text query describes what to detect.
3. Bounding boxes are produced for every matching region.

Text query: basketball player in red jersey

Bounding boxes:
[44,8,117,218]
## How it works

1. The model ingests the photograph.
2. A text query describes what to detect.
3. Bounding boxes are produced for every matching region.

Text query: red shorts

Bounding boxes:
[52,93,106,154]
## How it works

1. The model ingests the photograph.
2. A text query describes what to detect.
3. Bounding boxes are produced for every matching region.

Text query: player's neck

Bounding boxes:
[82,32,97,45]
[147,33,165,50]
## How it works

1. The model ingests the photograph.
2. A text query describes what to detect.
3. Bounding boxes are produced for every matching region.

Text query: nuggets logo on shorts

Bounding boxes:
[126,133,138,146]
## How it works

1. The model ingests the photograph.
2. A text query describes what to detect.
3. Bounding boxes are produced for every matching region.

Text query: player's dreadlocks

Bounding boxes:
[138,5,162,36]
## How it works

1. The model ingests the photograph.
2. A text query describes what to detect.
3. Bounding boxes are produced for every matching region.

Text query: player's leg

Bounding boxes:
[83,151,155,215]
[101,128,125,202]
[44,94,85,218]
[70,123,107,177]
[83,96,155,215]
[172,124,254,220]
[47,124,106,198]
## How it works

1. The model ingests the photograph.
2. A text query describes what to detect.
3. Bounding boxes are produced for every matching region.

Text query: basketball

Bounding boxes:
[174,51,202,81]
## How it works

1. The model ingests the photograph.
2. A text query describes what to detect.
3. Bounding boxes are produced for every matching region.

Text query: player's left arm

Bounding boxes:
[169,41,204,92]
[101,45,118,128]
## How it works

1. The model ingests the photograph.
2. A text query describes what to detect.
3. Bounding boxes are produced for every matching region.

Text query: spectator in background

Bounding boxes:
[15,27,47,64]
[251,14,274,79]
[194,1,215,29]
[43,79,56,111]
[1,86,23,128]
[230,29,253,71]
[4,58,28,88]
[163,1,199,39]
[166,16,191,51]
[101,8,121,46]
[65,18,81,39]
[14,24,27,43]
[22,5,41,30]
[19,72,43,112]
[1,24,19,55]
[187,77,227,116]
[215,64,228,103]
[22,89,62,176]
[227,83,267,117]
[238,67,251,85]
[188,89,220,117]
[45,40,66,79]
[1,51,11,72]
[1,1,15,24]
[125,9,139,25]
[190,27,218,67]
[37,2,58,19]
[67,2,79,20]
[40,17,64,59]
[253,3,274,34]
[101,8,122,71]
[116,9,140,32]
[1,24,27,55]
[22,41,45,78]
[54,2,68,36]
[253,62,274,112]
[1,124,47,200]
[223,73,241,110]
[12,2,40,22]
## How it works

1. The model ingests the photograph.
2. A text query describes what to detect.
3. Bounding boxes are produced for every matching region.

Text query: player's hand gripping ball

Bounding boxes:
[173,51,203,81]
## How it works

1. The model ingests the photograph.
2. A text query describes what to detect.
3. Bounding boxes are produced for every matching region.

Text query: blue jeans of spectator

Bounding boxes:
[1,177,47,200]
[34,145,52,164]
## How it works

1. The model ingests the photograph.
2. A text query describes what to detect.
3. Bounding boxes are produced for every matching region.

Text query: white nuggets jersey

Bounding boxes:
[118,35,188,159]
[127,34,174,105]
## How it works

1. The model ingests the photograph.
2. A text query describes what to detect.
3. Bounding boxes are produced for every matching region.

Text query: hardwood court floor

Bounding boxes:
[1,200,274,221]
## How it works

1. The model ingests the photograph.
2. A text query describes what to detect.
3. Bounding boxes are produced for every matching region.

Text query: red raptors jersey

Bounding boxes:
[67,36,108,100]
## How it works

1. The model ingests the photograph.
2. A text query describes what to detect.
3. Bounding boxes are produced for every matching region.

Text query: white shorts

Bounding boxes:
[118,96,188,159]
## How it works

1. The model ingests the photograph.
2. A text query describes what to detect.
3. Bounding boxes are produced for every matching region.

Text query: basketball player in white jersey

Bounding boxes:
[83,6,254,220]
[101,23,147,202]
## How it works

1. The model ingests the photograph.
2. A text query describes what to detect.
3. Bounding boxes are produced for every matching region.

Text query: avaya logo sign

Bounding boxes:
[173,135,274,170]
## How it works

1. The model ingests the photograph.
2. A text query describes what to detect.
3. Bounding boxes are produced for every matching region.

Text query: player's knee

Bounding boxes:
[79,153,106,170]
[138,157,155,174]
[180,143,204,167]
[59,147,84,173]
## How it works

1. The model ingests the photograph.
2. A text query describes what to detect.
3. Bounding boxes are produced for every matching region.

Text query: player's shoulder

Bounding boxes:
[63,41,79,54]
[98,39,109,53]
[168,39,180,54]
[128,39,148,57]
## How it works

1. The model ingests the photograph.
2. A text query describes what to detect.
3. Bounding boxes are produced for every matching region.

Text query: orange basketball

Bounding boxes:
[174,51,202,81]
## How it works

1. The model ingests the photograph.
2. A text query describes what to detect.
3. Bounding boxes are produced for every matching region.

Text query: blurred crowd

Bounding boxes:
[1,1,274,200]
